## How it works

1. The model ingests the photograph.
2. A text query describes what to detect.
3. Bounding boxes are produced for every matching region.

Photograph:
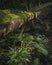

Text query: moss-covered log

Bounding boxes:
[0,10,40,35]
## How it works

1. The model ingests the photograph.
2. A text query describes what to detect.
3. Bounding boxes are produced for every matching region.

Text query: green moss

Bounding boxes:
[0,10,35,25]
[8,14,20,19]
[2,9,11,14]
[0,10,11,24]
[17,11,34,20]
[2,16,11,24]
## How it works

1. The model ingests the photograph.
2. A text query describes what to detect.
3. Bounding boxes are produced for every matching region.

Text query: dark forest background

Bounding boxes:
[0,0,52,65]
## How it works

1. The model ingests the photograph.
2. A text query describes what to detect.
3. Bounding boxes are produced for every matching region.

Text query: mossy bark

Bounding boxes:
[0,10,35,35]
[0,10,41,35]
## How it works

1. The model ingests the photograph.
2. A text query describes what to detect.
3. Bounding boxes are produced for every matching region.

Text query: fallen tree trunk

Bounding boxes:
[0,10,36,36]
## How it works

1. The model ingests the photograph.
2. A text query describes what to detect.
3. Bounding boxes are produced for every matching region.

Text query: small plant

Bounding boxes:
[8,47,30,65]
[18,33,48,56]
[2,33,49,65]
